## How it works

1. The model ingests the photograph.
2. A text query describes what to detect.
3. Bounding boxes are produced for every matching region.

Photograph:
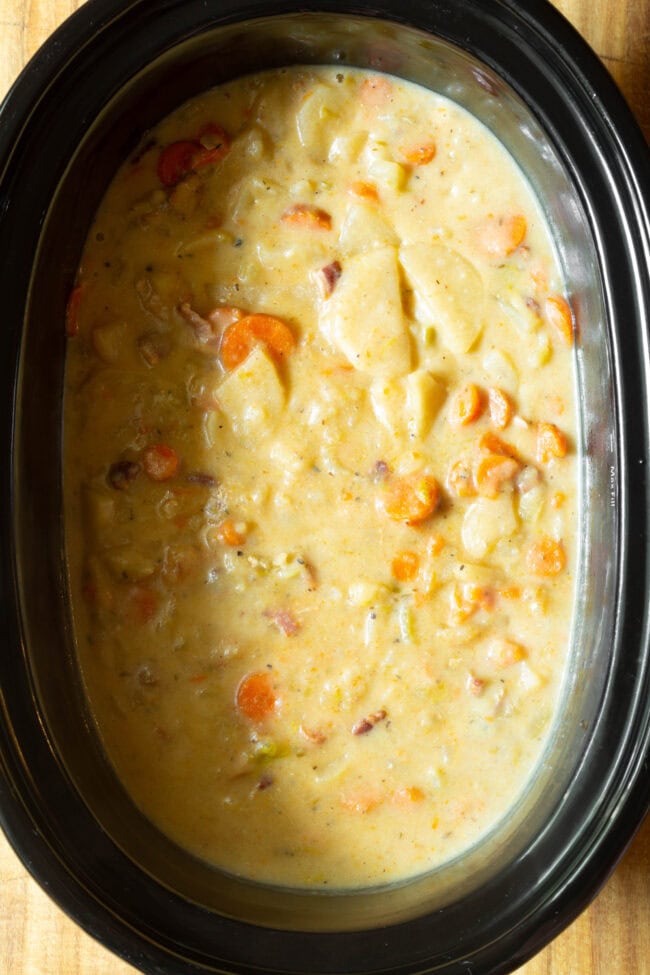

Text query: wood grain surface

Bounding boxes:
[0,1,648,973]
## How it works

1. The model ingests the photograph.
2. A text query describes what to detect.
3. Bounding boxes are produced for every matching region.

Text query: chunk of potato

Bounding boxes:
[461,494,518,559]
[319,246,410,377]
[215,345,285,438]
[405,370,445,439]
[339,201,398,256]
[400,243,485,353]
[296,84,346,158]
[371,370,444,440]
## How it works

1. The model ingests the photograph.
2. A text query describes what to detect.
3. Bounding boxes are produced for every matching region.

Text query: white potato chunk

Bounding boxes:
[296,84,345,158]
[339,201,398,256]
[482,348,519,395]
[215,345,284,438]
[370,369,443,440]
[320,246,410,377]
[405,370,445,439]
[461,494,518,559]
[400,243,485,353]
[362,140,407,190]
[328,130,368,164]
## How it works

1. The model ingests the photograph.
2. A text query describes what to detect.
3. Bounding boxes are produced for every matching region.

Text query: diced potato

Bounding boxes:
[92,322,127,364]
[482,348,519,395]
[518,484,545,523]
[370,377,404,437]
[328,130,368,164]
[405,370,445,438]
[338,201,398,256]
[296,84,346,158]
[461,495,518,559]
[371,370,442,442]
[367,157,406,191]
[362,141,407,190]
[215,345,285,438]
[400,243,485,354]
[319,246,411,377]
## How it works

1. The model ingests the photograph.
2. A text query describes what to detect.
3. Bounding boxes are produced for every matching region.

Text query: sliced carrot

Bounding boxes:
[536,422,568,464]
[545,294,574,346]
[348,181,380,202]
[157,140,201,187]
[392,786,425,804]
[464,584,496,611]
[400,141,437,165]
[157,124,231,187]
[359,75,392,107]
[478,431,518,458]
[488,638,527,668]
[449,383,483,426]
[498,585,521,600]
[142,444,179,481]
[488,387,513,430]
[392,550,420,582]
[281,203,332,231]
[220,313,295,370]
[194,122,231,167]
[236,671,277,722]
[216,519,246,546]
[65,284,83,337]
[475,454,520,498]
[526,536,566,576]
[478,213,527,257]
[379,473,440,525]
[427,533,446,556]
[446,458,476,498]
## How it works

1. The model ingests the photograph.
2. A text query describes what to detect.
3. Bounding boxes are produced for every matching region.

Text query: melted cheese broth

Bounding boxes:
[64,67,577,888]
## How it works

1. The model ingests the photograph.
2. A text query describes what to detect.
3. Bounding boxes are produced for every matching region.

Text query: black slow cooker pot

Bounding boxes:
[1,1,649,973]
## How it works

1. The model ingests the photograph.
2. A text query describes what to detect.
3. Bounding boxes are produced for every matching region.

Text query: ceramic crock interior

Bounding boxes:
[11,2,628,950]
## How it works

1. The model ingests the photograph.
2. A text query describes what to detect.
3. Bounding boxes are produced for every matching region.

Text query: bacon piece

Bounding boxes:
[314,260,342,298]
[264,609,301,636]
[352,709,387,736]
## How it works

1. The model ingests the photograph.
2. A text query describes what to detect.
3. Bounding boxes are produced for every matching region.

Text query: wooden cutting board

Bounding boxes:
[0,1,648,972]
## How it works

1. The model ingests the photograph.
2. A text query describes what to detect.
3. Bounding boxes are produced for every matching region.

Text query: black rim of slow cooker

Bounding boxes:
[0,1,649,974]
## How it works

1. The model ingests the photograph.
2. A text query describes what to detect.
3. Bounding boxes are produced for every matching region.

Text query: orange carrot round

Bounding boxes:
[142,444,180,481]
[478,214,527,257]
[157,141,201,186]
[380,473,440,525]
[536,422,568,464]
[446,459,476,498]
[545,294,574,346]
[216,519,246,546]
[280,203,332,231]
[526,536,566,576]
[392,550,420,582]
[220,313,295,370]
[400,141,437,165]
[348,181,380,202]
[449,383,483,426]
[236,671,277,722]
[475,454,520,498]
[488,387,513,430]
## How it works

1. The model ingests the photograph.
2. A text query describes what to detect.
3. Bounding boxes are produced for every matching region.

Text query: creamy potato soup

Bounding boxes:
[64,66,577,888]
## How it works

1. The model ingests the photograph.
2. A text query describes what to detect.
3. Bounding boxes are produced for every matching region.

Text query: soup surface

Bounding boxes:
[64,66,577,888]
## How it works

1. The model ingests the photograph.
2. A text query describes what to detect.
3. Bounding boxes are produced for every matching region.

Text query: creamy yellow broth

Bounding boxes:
[64,66,577,888]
